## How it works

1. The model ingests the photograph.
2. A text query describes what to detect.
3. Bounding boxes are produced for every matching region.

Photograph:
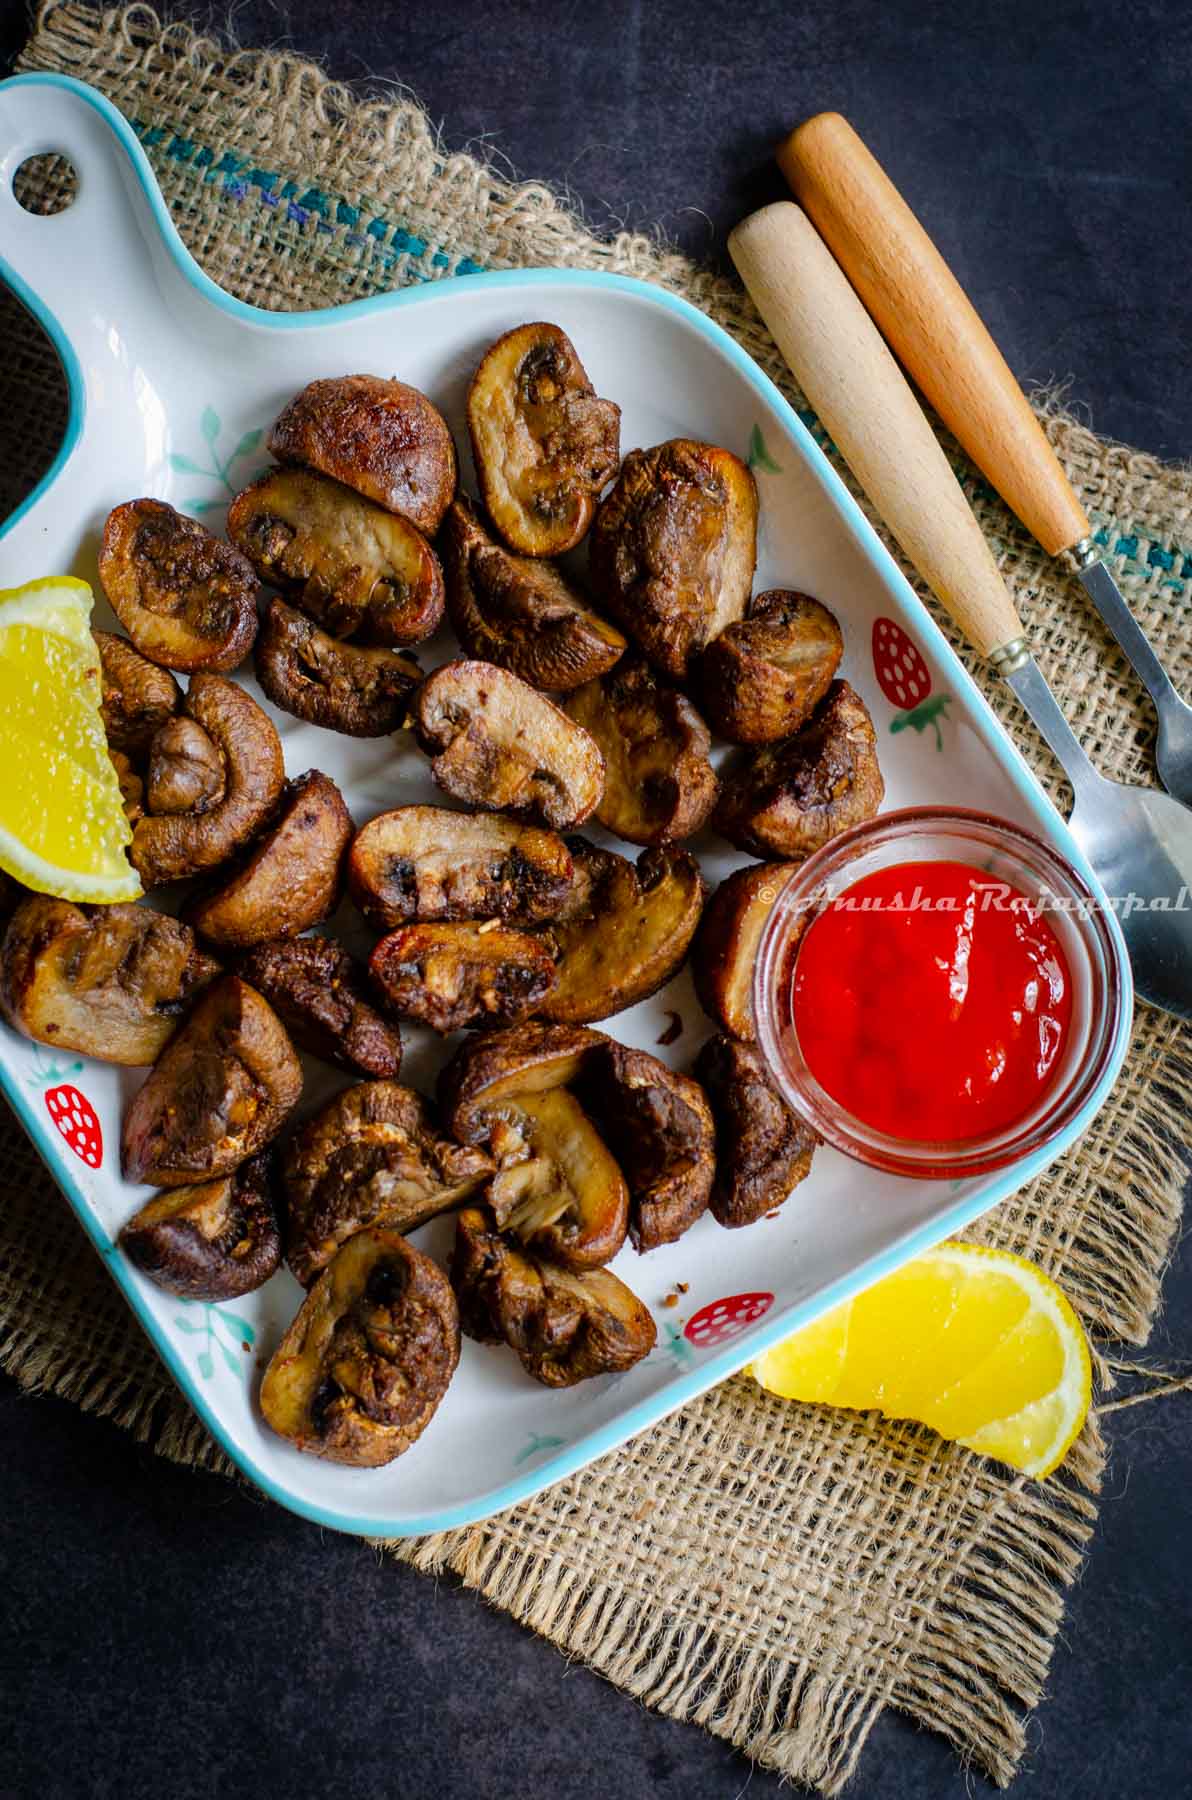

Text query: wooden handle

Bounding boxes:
[728,203,1025,660]
[776,113,1090,557]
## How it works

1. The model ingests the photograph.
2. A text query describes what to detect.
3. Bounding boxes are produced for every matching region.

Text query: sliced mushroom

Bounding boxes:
[563,656,718,845]
[227,467,444,645]
[239,936,403,1079]
[713,680,884,860]
[131,676,285,888]
[282,1081,493,1286]
[93,630,181,755]
[576,1043,714,1251]
[437,1021,627,1270]
[145,716,225,816]
[185,770,352,950]
[697,590,843,745]
[119,1151,281,1299]
[268,375,457,536]
[451,1207,655,1388]
[441,495,624,691]
[694,1034,818,1228]
[0,896,220,1066]
[98,499,259,673]
[692,861,799,1041]
[540,840,706,1023]
[467,322,621,557]
[121,975,302,1186]
[413,660,604,829]
[348,805,576,930]
[588,439,758,679]
[254,597,421,738]
[260,1226,460,1466]
[370,923,556,1035]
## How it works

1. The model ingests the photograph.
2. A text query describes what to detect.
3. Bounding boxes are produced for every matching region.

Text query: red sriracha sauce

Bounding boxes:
[792,860,1072,1143]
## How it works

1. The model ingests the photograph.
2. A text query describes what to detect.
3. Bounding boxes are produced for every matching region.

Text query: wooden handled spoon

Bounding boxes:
[776,111,1192,808]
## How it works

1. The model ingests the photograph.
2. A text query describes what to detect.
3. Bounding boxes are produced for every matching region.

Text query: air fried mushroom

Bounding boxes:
[254,597,421,738]
[268,375,457,536]
[576,1043,714,1251]
[93,630,181,755]
[239,936,403,1078]
[539,840,706,1023]
[145,716,226,816]
[348,806,576,930]
[98,499,259,673]
[370,923,556,1035]
[260,1227,460,1466]
[467,322,621,556]
[413,660,604,829]
[282,1081,493,1285]
[119,1152,281,1299]
[564,657,718,844]
[441,495,625,690]
[451,1207,655,1388]
[713,680,884,860]
[698,590,844,745]
[0,896,220,1065]
[437,1021,627,1271]
[110,751,144,827]
[228,468,444,645]
[694,1034,818,1228]
[121,975,302,1186]
[589,439,758,679]
[185,770,352,950]
[692,861,799,1041]
[131,676,285,888]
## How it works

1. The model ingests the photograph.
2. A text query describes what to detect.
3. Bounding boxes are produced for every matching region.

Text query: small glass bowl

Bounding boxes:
[753,807,1128,1180]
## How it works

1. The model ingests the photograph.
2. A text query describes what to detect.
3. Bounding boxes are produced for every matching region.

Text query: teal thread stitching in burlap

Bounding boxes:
[128,117,487,282]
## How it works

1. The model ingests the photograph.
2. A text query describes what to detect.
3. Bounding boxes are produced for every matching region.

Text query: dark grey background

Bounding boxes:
[1,2,1190,1796]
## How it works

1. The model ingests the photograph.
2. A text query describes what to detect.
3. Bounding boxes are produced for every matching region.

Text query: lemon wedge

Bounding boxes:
[751,1242,1091,1478]
[0,578,142,903]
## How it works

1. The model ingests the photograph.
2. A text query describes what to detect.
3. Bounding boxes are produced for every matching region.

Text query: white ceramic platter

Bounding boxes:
[0,75,1132,1535]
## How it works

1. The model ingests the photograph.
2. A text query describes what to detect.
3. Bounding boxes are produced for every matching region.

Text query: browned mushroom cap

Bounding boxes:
[451,1207,654,1388]
[260,1226,459,1466]
[588,440,758,679]
[370,923,556,1035]
[282,1081,493,1286]
[239,936,403,1079]
[466,323,621,557]
[713,680,884,860]
[437,1021,626,1270]
[441,496,625,691]
[185,771,352,950]
[121,975,302,1186]
[698,590,844,746]
[98,499,259,673]
[575,1043,714,1251]
[268,375,457,536]
[145,716,225,816]
[0,896,220,1066]
[254,598,421,738]
[413,660,605,829]
[119,1151,281,1299]
[131,676,285,888]
[348,805,576,930]
[539,840,706,1024]
[691,861,799,1041]
[438,1020,606,1143]
[93,630,182,755]
[694,1034,818,1228]
[563,657,718,845]
[227,468,444,646]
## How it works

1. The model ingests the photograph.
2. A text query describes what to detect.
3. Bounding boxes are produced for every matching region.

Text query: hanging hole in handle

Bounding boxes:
[12,152,79,216]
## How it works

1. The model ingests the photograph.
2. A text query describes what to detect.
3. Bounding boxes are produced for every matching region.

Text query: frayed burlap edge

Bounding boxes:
[4,7,1190,1793]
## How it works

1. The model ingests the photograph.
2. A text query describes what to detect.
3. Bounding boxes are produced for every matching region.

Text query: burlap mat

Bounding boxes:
[3,6,1190,1790]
